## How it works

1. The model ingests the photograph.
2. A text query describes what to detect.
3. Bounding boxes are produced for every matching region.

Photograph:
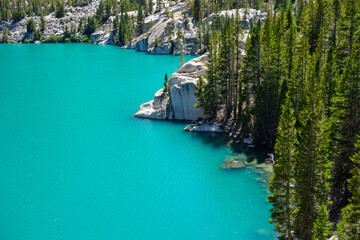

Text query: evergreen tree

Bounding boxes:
[179,48,185,69]
[268,96,297,240]
[293,54,331,240]
[26,18,36,33]
[2,27,9,43]
[192,0,202,23]
[335,0,359,73]
[336,136,360,239]
[313,203,332,240]
[194,75,206,109]
[330,34,360,217]
[203,31,221,119]
[137,5,144,35]
[148,0,153,14]
[239,20,261,138]
[55,0,65,18]
[164,73,169,92]
[40,14,46,30]
[218,16,235,119]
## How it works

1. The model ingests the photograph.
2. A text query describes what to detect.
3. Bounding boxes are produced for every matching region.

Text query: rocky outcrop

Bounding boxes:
[134,88,169,120]
[209,8,266,29]
[134,53,208,121]
[123,3,197,55]
[0,1,100,42]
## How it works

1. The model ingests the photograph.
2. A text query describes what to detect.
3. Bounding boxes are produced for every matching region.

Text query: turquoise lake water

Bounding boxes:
[0,44,275,239]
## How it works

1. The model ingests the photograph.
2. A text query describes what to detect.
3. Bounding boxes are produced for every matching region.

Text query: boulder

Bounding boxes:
[134,89,168,120]
[90,30,104,43]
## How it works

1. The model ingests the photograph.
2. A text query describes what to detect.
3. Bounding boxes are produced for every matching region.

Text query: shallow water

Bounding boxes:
[0,44,275,239]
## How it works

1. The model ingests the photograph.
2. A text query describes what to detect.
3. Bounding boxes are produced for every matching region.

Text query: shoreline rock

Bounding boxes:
[134,53,208,121]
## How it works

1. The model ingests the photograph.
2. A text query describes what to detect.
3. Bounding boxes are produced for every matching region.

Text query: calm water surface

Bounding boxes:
[0,44,275,239]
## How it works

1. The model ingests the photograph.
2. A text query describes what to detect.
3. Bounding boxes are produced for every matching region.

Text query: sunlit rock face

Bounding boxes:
[135,54,207,121]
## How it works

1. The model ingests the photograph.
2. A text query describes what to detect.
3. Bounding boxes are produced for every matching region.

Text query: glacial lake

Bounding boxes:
[0,44,275,239]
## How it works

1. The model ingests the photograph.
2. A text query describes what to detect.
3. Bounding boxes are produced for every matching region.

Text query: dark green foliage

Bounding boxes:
[163,73,169,92]
[268,96,297,239]
[194,75,206,109]
[42,35,63,43]
[330,34,360,217]
[137,5,144,35]
[192,0,202,23]
[118,11,134,46]
[2,27,9,43]
[40,14,46,30]
[33,28,41,40]
[55,0,65,18]
[84,16,98,37]
[148,0,153,14]
[11,0,25,21]
[293,54,331,240]
[26,18,36,33]
[336,137,360,239]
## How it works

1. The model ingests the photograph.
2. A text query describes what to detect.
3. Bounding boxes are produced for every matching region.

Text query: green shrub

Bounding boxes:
[42,35,63,43]
[26,19,36,33]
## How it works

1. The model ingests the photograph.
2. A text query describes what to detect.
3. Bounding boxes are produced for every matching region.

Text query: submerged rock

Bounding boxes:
[184,124,227,133]
[219,160,245,169]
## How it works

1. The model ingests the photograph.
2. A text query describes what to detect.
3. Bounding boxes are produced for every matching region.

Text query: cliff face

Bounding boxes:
[135,54,208,121]
[122,2,197,55]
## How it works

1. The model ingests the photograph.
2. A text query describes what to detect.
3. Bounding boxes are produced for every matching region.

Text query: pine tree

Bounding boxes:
[179,48,185,69]
[336,136,360,240]
[218,16,235,119]
[268,96,297,240]
[55,0,65,18]
[335,0,359,73]
[203,31,221,119]
[330,34,360,217]
[40,14,46,31]
[287,35,309,119]
[194,75,206,109]
[322,0,340,117]
[164,73,169,92]
[239,20,261,138]
[293,54,331,240]
[2,27,9,43]
[137,5,144,35]
[192,0,202,23]
[312,203,332,240]
[148,0,153,14]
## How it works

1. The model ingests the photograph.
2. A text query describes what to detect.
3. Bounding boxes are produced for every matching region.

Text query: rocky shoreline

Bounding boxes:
[0,1,265,55]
